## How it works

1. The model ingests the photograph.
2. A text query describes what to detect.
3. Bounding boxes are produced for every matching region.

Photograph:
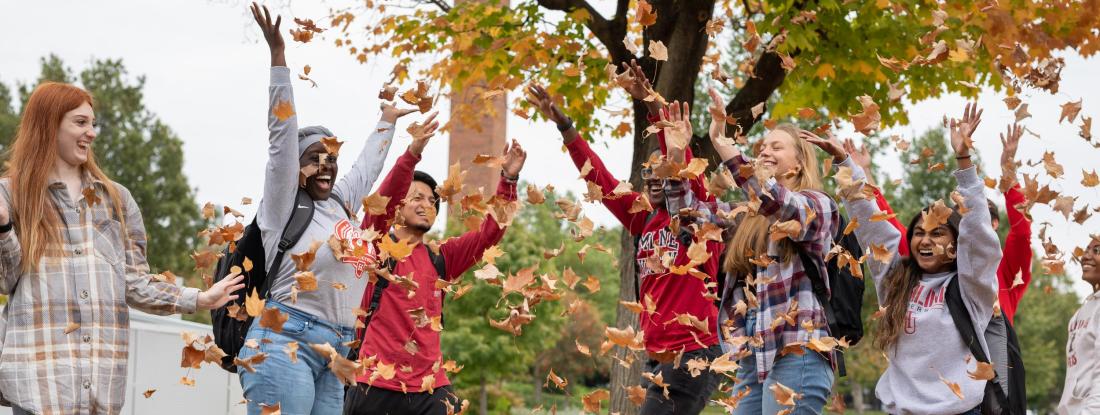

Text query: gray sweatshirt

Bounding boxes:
[258,67,395,328]
[840,158,1001,415]
[1058,292,1100,414]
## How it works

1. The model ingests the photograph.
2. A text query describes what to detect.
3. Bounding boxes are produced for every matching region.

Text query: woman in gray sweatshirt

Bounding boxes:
[237,4,424,414]
[807,103,1002,415]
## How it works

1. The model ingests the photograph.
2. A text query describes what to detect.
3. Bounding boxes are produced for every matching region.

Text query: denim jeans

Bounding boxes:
[239,300,355,415]
[731,309,834,415]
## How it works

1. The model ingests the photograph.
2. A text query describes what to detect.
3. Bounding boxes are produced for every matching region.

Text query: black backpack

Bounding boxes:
[794,213,866,377]
[210,190,344,373]
[347,233,447,361]
[946,276,1027,415]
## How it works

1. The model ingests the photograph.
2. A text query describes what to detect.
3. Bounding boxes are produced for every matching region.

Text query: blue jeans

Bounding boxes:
[731,310,834,415]
[238,301,355,415]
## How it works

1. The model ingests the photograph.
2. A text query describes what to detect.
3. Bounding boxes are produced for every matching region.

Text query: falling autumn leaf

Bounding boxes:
[1059,99,1082,124]
[770,381,803,406]
[143,389,156,398]
[272,99,295,122]
[379,236,415,261]
[259,307,289,333]
[967,361,995,380]
[582,389,610,414]
[634,0,657,26]
[245,288,265,317]
[648,40,669,61]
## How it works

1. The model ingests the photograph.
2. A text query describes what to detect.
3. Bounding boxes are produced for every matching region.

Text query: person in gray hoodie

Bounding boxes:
[236,3,428,414]
[806,103,1001,415]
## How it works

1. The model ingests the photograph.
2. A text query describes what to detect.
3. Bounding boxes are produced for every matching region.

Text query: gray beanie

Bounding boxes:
[298,125,335,157]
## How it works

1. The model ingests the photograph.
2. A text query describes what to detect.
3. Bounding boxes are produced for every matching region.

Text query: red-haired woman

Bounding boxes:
[0,82,244,414]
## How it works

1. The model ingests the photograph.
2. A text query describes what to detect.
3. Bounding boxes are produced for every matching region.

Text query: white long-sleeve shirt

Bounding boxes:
[1059,291,1100,414]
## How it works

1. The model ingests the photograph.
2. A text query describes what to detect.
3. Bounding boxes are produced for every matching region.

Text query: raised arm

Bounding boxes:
[360,113,439,233]
[438,140,525,279]
[844,138,910,256]
[804,132,903,296]
[117,186,242,314]
[252,3,299,231]
[950,103,1000,316]
[332,103,416,214]
[997,123,1033,307]
[525,84,649,234]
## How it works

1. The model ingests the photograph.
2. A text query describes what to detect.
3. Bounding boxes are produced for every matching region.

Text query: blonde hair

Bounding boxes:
[5,82,126,272]
[724,123,823,275]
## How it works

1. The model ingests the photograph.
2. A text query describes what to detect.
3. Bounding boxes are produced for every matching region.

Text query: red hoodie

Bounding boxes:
[563,130,720,356]
[875,184,1033,323]
[354,149,516,392]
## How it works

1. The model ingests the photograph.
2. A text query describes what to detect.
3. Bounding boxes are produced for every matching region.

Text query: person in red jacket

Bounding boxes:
[525,66,723,414]
[846,123,1032,324]
[342,120,527,414]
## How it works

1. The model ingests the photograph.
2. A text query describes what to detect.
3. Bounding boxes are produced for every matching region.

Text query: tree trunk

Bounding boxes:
[852,380,865,414]
[533,364,543,405]
[479,376,488,415]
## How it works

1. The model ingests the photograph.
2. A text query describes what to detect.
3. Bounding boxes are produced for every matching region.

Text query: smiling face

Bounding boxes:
[298,142,338,200]
[1083,238,1100,287]
[757,129,801,185]
[643,150,665,206]
[910,224,958,274]
[55,102,97,168]
[397,180,438,233]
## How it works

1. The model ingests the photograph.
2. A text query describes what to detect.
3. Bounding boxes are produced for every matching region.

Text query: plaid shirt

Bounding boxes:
[669,155,838,381]
[0,173,198,415]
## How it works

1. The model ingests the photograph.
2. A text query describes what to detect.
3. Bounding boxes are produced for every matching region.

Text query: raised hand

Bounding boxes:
[999,123,1023,188]
[524,84,571,127]
[707,88,728,142]
[949,102,983,157]
[250,2,286,67]
[381,102,418,124]
[843,138,877,185]
[660,101,692,164]
[616,60,660,115]
[501,139,528,178]
[407,112,440,157]
[197,274,246,310]
[801,129,847,162]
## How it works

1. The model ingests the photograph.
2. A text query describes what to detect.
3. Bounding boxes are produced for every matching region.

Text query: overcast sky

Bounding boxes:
[2,0,1097,296]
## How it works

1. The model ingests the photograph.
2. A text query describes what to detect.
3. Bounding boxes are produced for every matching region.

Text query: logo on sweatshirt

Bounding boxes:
[333,219,377,277]
[634,228,681,281]
[904,284,947,334]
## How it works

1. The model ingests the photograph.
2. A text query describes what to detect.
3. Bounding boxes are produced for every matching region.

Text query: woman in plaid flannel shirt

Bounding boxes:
[0,83,244,414]
[666,89,841,414]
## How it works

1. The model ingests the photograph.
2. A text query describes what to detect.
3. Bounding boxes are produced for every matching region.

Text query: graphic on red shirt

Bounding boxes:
[333,219,377,277]
[635,228,681,282]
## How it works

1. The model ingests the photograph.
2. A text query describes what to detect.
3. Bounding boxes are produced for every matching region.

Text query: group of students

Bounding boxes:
[0,2,1098,415]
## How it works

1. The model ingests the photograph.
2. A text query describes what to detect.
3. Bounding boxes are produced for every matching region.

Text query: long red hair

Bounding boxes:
[5,82,125,272]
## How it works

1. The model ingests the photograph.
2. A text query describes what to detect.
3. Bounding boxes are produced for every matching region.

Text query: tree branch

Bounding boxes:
[421,0,452,13]
[726,50,788,135]
[536,0,632,63]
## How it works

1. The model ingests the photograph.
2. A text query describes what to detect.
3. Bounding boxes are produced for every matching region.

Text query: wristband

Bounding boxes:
[556,119,574,132]
[955,155,971,160]
[0,221,12,234]
[501,171,519,183]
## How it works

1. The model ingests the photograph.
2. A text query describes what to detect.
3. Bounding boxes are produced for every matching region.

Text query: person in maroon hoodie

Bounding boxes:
[342,125,526,414]
[526,72,723,414]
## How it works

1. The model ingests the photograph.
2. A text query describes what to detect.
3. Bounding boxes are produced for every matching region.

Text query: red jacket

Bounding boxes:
[563,129,721,356]
[875,184,1032,323]
[355,149,516,392]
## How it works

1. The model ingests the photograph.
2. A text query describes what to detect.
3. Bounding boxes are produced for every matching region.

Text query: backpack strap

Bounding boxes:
[262,189,316,298]
[426,246,448,327]
[632,209,662,302]
[945,275,1011,410]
